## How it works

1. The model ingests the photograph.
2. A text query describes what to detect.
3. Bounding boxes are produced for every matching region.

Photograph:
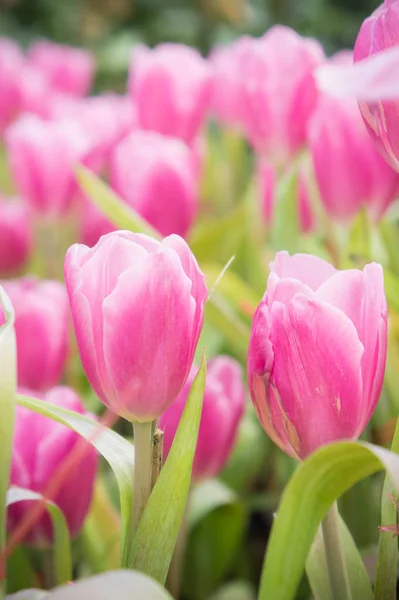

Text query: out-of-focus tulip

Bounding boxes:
[129,43,212,144]
[354,0,399,171]
[9,386,98,545]
[65,231,207,422]
[160,356,245,482]
[0,278,69,391]
[256,159,314,233]
[28,40,94,97]
[79,196,115,248]
[0,197,32,276]
[234,26,324,163]
[0,39,25,134]
[111,131,198,238]
[247,251,387,460]
[5,115,91,217]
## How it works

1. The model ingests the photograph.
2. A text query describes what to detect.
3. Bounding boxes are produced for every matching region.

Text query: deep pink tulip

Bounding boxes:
[5,115,91,216]
[160,356,245,482]
[64,231,207,422]
[0,39,25,134]
[235,26,324,163]
[129,43,212,144]
[111,131,198,238]
[28,40,94,97]
[308,52,399,221]
[354,1,399,171]
[257,159,314,233]
[0,278,69,391]
[247,252,388,460]
[0,197,32,276]
[9,386,98,545]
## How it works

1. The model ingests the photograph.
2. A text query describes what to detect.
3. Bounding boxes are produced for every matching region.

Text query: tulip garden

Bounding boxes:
[1,1,399,599]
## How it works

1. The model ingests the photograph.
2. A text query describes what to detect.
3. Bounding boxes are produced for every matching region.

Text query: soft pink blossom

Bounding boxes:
[0,197,32,275]
[0,38,25,134]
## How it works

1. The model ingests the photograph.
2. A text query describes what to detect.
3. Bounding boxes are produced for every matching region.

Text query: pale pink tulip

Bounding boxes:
[247,252,387,460]
[9,386,98,545]
[111,131,198,238]
[0,278,69,391]
[160,356,245,482]
[64,231,207,422]
[0,197,32,275]
[0,39,25,134]
[129,43,212,144]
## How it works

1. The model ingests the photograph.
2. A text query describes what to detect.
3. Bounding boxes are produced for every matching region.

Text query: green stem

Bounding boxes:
[322,503,352,600]
[131,422,154,544]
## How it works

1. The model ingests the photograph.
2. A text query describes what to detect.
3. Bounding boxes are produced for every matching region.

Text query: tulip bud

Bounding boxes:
[308,53,399,221]
[64,231,207,422]
[354,0,399,171]
[111,131,198,238]
[160,356,245,482]
[129,43,212,144]
[28,40,94,97]
[0,278,69,391]
[247,251,387,460]
[0,197,32,276]
[5,115,91,217]
[8,386,98,545]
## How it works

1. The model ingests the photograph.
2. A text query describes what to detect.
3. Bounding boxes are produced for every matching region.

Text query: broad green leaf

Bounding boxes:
[16,394,134,567]
[205,292,249,363]
[6,488,72,585]
[384,269,399,313]
[271,169,299,254]
[259,440,399,600]
[76,166,160,238]
[374,416,399,600]
[129,353,207,583]
[379,219,399,276]
[346,207,371,265]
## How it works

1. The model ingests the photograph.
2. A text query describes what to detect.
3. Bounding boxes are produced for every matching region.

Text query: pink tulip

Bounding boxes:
[256,159,314,233]
[354,0,399,171]
[235,26,324,163]
[0,278,69,391]
[64,231,207,422]
[9,386,98,545]
[160,356,245,482]
[5,115,92,216]
[247,252,387,460]
[0,197,32,276]
[129,43,212,144]
[0,39,25,134]
[79,196,115,248]
[28,40,94,97]
[111,131,198,238]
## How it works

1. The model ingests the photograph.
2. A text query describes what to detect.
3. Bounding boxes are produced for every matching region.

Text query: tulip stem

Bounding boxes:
[322,503,352,600]
[132,421,154,540]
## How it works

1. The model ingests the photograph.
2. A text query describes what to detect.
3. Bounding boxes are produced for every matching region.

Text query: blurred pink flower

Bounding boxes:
[0,38,25,134]
[0,196,32,276]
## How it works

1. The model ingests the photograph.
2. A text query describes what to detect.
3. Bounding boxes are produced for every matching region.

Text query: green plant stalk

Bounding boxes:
[131,421,154,557]
[322,503,352,600]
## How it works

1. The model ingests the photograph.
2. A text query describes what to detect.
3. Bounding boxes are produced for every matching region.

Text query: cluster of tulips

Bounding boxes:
[1,0,399,599]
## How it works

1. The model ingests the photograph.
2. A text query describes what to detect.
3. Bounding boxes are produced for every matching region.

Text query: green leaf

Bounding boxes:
[383,268,399,313]
[378,219,399,276]
[346,207,371,265]
[205,291,250,363]
[6,488,72,585]
[76,166,160,238]
[259,440,399,600]
[271,169,299,254]
[129,352,207,583]
[374,416,399,600]
[16,394,134,567]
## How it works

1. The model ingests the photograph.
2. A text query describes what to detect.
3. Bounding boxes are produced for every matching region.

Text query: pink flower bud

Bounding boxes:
[247,252,388,460]
[111,131,198,238]
[64,231,207,422]
[9,386,98,545]
[28,40,94,97]
[0,38,25,134]
[0,197,32,276]
[5,115,92,217]
[129,43,212,144]
[0,278,69,391]
[256,159,314,233]
[160,356,245,482]
[354,0,399,171]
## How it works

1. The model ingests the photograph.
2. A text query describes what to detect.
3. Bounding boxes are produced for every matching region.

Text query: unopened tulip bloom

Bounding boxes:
[248,252,387,460]
[28,40,94,97]
[354,0,399,171]
[129,43,212,144]
[111,131,198,238]
[9,386,98,545]
[5,115,91,216]
[160,356,245,482]
[0,197,32,276]
[0,278,69,391]
[0,39,25,134]
[65,231,207,422]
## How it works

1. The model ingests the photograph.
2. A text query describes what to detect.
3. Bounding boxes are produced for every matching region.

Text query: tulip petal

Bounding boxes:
[266,272,314,307]
[270,251,336,290]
